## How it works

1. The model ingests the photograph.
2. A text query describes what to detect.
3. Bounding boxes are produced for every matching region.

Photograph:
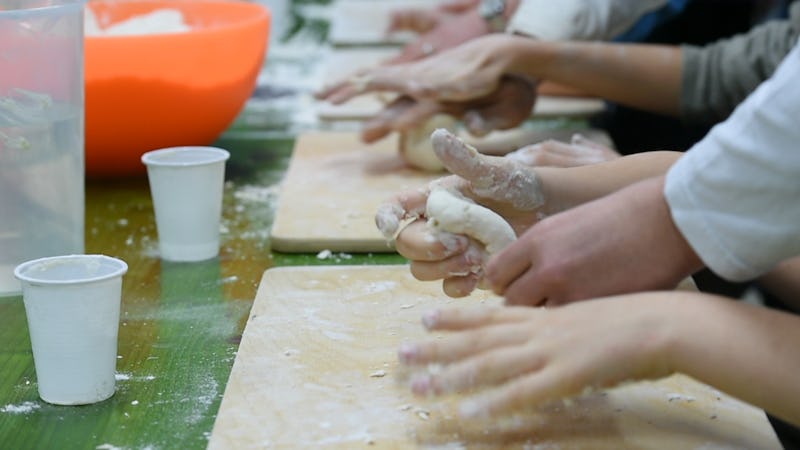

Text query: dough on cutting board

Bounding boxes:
[398,114,458,172]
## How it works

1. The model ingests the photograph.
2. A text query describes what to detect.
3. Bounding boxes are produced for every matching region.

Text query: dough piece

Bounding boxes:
[398,114,458,172]
[425,188,515,255]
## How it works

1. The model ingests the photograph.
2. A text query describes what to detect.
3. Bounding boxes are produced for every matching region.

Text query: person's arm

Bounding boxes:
[534,150,679,215]
[759,257,800,313]
[485,175,703,306]
[681,2,800,124]
[384,0,521,64]
[320,34,684,118]
[398,290,800,427]
[506,38,683,116]
[380,130,684,299]
[507,0,667,40]
[666,40,800,282]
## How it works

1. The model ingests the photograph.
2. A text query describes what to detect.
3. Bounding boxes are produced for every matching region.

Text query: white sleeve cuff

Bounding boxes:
[507,0,666,41]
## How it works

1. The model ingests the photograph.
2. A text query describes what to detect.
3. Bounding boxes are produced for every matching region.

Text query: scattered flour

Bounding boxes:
[1,401,40,414]
[115,372,156,382]
[316,250,353,261]
[233,184,281,204]
[95,445,124,450]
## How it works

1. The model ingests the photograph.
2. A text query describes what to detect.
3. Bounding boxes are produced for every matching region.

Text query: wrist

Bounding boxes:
[505,37,554,80]
[481,33,538,79]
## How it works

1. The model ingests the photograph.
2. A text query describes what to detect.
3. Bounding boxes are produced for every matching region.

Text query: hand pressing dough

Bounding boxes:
[398,114,458,172]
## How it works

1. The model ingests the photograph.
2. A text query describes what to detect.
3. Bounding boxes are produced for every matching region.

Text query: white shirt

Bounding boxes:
[665,39,800,281]
[507,0,667,40]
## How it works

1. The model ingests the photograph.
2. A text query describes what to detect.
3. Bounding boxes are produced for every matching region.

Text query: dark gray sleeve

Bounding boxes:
[680,5,800,125]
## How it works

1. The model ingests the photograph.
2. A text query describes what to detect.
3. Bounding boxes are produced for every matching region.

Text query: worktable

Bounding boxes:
[0,1,786,449]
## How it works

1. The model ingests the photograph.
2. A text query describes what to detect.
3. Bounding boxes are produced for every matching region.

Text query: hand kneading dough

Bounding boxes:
[398,114,458,172]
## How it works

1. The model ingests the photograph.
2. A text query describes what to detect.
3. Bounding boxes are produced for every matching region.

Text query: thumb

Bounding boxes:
[430,129,543,211]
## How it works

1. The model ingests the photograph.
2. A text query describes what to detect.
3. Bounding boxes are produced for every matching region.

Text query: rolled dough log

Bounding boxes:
[426,188,516,256]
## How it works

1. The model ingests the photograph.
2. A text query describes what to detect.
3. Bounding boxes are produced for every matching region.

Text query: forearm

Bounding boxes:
[667,293,800,426]
[535,151,681,214]
[758,257,800,313]
[506,38,683,116]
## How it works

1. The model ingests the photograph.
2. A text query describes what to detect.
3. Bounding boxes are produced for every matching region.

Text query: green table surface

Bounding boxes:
[0,130,405,449]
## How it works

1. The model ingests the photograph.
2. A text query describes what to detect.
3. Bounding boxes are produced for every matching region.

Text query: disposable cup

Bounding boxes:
[141,146,230,262]
[14,254,128,405]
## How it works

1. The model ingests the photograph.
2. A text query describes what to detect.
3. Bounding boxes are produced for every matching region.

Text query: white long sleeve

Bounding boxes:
[664,39,800,281]
[506,0,667,41]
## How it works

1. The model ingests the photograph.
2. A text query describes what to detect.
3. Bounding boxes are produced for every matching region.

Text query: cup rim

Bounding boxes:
[141,146,230,168]
[14,254,128,286]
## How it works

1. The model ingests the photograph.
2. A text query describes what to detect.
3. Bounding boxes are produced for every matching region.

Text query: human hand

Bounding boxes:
[506,133,621,168]
[398,292,682,418]
[375,129,544,297]
[386,0,479,35]
[361,75,537,144]
[317,34,526,105]
[385,7,490,65]
[485,176,703,306]
[386,8,447,35]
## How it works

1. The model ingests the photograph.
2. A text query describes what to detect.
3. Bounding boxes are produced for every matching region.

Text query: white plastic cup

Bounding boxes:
[14,254,128,405]
[141,146,230,262]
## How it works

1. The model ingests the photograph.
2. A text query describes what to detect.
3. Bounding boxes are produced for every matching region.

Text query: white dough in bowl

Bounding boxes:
[85,8,191,37]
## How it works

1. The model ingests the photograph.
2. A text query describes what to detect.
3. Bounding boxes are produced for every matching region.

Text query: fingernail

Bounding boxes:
[398,342,418,364]
[410,373,432,395]
[421,310,439,329]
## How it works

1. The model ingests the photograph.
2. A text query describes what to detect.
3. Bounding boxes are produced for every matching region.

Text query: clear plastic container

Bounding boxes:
[0,0,85,296]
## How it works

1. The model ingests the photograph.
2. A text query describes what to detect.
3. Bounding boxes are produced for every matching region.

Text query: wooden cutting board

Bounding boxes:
[269,129,613,253]
[208,265,782,449]
[269,132,439,253]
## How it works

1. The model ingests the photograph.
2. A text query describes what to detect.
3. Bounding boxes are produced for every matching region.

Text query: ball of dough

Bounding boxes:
[398,114,458,172]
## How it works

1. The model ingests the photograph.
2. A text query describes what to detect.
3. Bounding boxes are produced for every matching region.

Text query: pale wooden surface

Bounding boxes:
[269,132,439,253]
[208,265,782,450]
[315,48,606,121]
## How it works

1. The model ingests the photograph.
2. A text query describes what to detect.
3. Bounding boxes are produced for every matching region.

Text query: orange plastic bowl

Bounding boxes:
[85,0,270,177]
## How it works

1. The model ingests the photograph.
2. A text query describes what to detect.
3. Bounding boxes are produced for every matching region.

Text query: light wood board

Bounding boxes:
[269,132,439,253]
[208,265,782,449]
